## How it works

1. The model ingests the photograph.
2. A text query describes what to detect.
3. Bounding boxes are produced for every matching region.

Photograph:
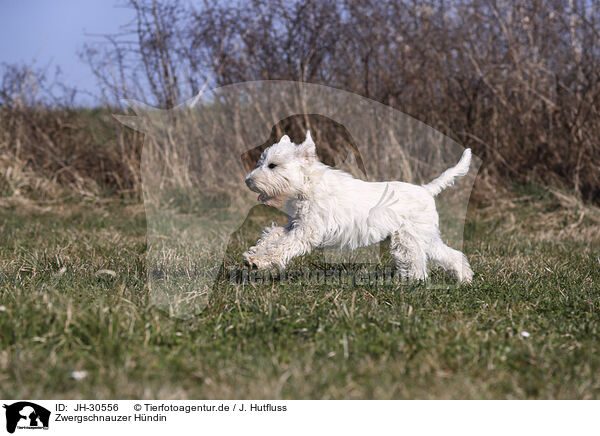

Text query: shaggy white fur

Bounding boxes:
[244,131,473,283]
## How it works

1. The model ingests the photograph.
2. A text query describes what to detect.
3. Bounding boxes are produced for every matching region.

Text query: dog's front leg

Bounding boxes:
[245,224,286,254]
[243,224,286,267]
[245,225,320,270]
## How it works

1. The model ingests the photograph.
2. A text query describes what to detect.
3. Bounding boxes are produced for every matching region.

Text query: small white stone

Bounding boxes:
[521,331,531,338]
[0,306,6,312]
[95,269,116,277]
[70,370,88,381]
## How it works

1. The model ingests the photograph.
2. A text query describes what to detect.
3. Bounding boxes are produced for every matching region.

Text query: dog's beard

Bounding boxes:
[258,192,287,207]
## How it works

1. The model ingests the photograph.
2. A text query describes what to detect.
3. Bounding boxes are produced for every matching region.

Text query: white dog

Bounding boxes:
[244,131,473,283]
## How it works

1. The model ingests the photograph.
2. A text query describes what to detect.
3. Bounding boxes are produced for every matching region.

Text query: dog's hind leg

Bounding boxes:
[389,227,428,281]
[427,238,473,283]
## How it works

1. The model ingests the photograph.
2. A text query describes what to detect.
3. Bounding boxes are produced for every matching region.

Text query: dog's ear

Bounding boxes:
[279,134,291,144]
[297,130,316,160]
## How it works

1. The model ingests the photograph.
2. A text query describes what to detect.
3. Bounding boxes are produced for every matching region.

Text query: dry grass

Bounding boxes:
[0,102,142,201]
[475,184,600,243]
[3,1,600,206]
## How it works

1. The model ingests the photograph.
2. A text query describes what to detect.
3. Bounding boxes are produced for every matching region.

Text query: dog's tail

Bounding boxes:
[423,148,471,196]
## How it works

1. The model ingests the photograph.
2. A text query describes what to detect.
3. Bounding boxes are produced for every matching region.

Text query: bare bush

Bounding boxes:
[0,64,142,200]
[2,0,598,203]
[85,0,600,203]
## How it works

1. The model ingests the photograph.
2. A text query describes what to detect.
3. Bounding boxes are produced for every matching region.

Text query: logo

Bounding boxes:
[116,81,479,318]
[3,402,50,433]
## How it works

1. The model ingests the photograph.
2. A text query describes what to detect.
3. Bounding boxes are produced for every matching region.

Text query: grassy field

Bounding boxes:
[0,188,599,399]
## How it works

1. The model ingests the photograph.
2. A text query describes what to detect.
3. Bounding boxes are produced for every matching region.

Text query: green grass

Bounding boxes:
[0,195,599,399]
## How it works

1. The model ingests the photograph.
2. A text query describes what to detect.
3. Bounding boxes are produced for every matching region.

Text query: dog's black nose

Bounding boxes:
[245,177,254,189]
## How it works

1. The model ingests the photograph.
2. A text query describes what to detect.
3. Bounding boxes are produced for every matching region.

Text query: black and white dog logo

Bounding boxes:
[3,402,50,433]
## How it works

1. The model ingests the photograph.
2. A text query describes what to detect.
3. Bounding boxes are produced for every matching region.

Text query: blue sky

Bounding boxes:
[0,0,135,104]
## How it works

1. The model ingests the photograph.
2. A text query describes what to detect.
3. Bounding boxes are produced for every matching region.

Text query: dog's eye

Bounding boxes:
[268,163,277,169]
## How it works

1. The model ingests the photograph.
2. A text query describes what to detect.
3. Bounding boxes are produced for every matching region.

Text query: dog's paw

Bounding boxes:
[242,251,273,270]
[242,250,256,267]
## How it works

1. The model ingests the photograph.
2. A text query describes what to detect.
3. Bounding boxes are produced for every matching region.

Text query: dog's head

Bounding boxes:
[245,131,317,206]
